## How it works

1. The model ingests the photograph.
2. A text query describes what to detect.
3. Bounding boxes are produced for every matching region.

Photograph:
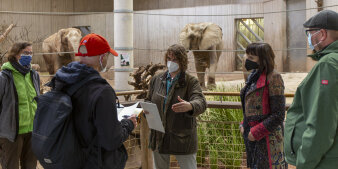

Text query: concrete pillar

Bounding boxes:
[305,0,319,71]
[114,0,133,91]
[263,0,287,72]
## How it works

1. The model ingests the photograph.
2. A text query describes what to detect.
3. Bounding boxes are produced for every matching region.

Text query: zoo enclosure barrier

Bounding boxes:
[118,90,293,169]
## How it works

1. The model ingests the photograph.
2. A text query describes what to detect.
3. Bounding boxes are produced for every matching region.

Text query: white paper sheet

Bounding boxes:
[140,102,165,133]
[117,102,143,121]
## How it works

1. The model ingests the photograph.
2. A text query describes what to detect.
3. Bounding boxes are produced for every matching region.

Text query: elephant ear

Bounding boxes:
[60,29,71,53]
[179,23,193,50]
[54,29,66,52]
[179,23,211,50]
[199,23,223,50]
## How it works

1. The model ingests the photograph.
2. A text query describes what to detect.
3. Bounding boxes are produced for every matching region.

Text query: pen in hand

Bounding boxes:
[122,115,138,127]
[122,115,138,120]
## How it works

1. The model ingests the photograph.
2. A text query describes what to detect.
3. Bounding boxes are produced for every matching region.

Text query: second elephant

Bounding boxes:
[180,22,223,89]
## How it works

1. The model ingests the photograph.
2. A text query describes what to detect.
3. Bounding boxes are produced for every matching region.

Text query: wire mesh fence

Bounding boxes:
[124,126,142,169]
[1,1,327,168]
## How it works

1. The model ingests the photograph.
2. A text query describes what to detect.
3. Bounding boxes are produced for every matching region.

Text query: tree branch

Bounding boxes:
[0,24,14,43]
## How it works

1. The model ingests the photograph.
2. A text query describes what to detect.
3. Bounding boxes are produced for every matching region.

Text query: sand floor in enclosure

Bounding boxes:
[215,72,308,104]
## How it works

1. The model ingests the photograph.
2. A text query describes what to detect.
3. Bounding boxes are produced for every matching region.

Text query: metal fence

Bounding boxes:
[118,88,295,169]
[120,90,247,169]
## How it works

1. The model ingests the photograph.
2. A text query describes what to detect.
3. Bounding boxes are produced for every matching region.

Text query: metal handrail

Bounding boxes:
[115,90,295,97]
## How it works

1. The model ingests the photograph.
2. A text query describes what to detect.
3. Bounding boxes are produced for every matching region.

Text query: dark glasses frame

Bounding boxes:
[305,29,321,36]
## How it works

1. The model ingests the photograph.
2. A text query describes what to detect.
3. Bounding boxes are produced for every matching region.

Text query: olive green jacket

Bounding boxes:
[284,40,338,169]
[145,71,206,155]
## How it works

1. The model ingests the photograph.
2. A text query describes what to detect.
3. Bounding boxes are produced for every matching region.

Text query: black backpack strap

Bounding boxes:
[66,74,102,96]
[112,89,123,108]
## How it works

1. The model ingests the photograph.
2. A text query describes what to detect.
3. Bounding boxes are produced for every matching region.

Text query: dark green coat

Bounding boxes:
[146,71,206,155]
[284,40,338,169]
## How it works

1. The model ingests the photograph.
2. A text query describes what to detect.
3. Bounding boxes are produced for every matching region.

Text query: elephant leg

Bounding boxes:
[193,52,207,90]
[196,64,207,90]
[43,54,55,75]
[208,46,217,89]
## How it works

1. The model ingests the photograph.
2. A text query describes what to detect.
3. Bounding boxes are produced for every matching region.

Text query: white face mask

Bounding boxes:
[167,61,179,73]
[99,54,107,73]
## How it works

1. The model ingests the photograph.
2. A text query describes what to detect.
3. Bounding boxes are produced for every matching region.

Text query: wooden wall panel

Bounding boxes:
[133,0,264,73]
[0,0,71,71]
[68,13,115,66]
[325,0,338,11]
[1,0,315,73]
[73,0,114,12]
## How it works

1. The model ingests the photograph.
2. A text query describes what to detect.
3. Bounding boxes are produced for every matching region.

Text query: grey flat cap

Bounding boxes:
[304,10,338,30]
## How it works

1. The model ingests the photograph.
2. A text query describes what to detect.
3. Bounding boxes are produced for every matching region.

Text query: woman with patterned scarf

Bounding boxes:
[239,42,287,169]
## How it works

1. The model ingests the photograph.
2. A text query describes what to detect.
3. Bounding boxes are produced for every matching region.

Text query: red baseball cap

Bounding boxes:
[75,33,118,57]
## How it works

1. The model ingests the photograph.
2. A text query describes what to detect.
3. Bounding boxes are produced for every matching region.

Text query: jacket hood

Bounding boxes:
[55,61,99,85]
[1,62,19,73]
[308,40,338,61]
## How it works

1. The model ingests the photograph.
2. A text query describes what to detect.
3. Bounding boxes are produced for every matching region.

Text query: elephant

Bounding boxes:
[179,22,223,89]
[42,28,82,75]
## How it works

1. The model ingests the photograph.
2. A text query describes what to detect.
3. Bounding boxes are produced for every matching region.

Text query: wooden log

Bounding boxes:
[140,114,153,169]
[0,24,14,43]
[121,100,291,110]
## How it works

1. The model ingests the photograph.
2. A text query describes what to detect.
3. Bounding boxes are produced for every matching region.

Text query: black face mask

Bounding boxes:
[245,59,259,71]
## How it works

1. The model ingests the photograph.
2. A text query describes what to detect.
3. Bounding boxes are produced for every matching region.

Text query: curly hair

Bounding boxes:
[164,44,188,72]
[7,42,32,63]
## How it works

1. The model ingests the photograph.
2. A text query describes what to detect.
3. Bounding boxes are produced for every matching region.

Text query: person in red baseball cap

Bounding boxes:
[47,33,136,169]
[75,33,119,72]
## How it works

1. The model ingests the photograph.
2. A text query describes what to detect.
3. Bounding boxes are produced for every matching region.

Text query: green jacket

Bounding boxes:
[145,71,206,155]
[284,40,338,169]
[1,62,38,135]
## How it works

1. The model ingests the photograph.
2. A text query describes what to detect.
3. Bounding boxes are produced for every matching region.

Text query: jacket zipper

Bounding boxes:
[290,127,296,155]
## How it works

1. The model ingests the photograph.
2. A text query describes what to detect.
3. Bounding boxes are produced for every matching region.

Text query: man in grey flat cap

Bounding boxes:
[284,10,338,169]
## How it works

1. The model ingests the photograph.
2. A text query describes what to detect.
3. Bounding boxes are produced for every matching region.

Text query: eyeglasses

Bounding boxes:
[22,51,33,55]
[305,29,321,36]
[167,57,178,62]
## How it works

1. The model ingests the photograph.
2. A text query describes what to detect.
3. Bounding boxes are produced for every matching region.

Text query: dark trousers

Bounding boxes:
[0,133,37,169]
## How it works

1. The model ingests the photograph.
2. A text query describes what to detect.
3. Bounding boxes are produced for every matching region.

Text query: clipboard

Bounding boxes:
[140,102,165,133]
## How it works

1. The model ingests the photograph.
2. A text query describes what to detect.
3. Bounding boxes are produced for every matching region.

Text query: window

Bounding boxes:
[235,18,264,70]
[72,26,91,37]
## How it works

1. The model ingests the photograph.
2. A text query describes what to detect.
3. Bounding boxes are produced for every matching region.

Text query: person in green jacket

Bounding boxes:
[0,42,40,169]
[284,10,338,169]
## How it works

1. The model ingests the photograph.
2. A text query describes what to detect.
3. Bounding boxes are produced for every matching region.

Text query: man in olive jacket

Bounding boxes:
[145,44,206,169]
[284,10,338,169]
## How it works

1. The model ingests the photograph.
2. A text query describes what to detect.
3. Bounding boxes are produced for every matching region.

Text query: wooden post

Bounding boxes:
[140,114,153,169]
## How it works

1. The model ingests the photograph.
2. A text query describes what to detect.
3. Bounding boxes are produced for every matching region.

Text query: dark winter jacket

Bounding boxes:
[53,62,134,169]
[0,64,40,142]
[145,71,206,155]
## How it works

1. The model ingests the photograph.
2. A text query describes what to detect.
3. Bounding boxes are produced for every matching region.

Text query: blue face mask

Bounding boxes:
[307,31,321,50]
[19,55,32,66]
